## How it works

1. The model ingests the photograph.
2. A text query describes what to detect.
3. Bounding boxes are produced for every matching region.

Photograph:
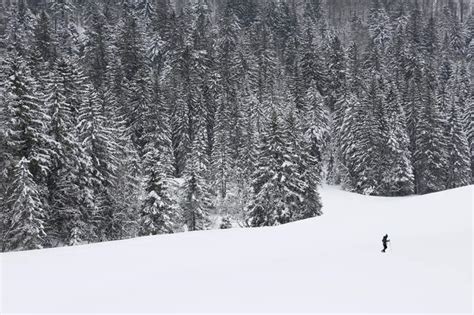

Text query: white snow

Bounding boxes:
[1,185,472,313]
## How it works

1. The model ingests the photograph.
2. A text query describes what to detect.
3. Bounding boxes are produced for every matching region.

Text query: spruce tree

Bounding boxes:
[415,78,448,194]
[381,87,414,195]
[445,99,471,189]
[181,131,213,231]
[139,74,177,236]
[246,110,314,227]
[140,151,177,235]
[78,85,121,240]
[285,111,323,220]
[3,158,47,251]
[3,53,52,185]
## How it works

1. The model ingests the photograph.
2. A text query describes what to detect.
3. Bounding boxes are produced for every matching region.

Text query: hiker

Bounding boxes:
[381,234,390,253]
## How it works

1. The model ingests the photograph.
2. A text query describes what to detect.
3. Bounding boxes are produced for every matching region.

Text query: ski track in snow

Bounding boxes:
[0,185,472,313]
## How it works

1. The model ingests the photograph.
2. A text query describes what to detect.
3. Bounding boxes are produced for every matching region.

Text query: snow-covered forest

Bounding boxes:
[0,0,472,252]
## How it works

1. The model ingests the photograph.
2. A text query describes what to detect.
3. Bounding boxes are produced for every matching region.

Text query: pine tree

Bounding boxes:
[181,131,213,231]
[381,87,414,195]
[445,99,471,189]
[252,13,278,113]
[45,58,94,245]
[454,63,473,182]
[299,14,328,125]
[45,67,90,245]
[415,78,448,194]
[3,53,52,185]
[140,151,177,235]
[123,67,153,155]
[304,81,330,172]
[285,110,323,220]
[339,93,366,191]
[246,110,314,227]
[3,158,47,251]
[213,5,241,197]
[78,85,121,240]
[139,73,177,235]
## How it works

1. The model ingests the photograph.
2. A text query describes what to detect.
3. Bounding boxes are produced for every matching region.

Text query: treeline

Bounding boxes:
[0,0,472,252]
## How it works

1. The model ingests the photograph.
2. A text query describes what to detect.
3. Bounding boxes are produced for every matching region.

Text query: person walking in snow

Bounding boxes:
[381,234,390,253]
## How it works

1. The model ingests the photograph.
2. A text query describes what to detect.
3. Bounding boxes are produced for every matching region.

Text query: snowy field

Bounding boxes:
[0,185,472,313]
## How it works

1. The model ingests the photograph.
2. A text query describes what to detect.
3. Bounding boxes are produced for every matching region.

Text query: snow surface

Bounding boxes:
[1,185,472,313]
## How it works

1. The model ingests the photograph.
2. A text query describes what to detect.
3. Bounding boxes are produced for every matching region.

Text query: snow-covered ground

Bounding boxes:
[1,185,472,313]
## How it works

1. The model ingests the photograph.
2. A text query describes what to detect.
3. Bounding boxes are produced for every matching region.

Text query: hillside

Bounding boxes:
[1,185,472,313]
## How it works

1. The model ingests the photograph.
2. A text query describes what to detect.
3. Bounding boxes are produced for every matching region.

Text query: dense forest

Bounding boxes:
[0,0,472,251]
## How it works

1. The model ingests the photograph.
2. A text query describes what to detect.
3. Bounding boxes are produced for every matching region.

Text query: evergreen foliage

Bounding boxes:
[0,0,471,251]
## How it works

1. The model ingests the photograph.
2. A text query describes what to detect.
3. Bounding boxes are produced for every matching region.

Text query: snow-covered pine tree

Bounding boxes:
[454,63,473,183]
[239,81,259,185]
[78,85,121,241]
[299,10,327,97]
[445,97,471,189]
[139,148,177,235]
[139,73,178,236]
[181,130,213,231]
[380,86,414,196]
[285,110,323,221]
[52,58,86,126]
[213,4,241,197]
[414,76,448,194]
[413,14,448,195]
[340,79,385,195]
[246,110,310,227]
[43,57,98,246]
[251,11,278,115]
[325,35,347,185]
[2,53,52,186]
[123,66,153,157]
[213,98,232,198]
[337,90,359,191]
[3,158,47,251]
[304,80,330,175]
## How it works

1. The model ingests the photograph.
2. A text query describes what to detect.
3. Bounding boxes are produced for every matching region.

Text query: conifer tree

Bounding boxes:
[78,85,121,240]
[304,81,330,172]
[285,111,323,220]
[415,78,448,194]
[3,158,47,251]
[454,63,473,182]
[381,87,414,195]
[140,149,177,235]
[213,4,241,197]
[3,53,52,185]
[246,110,315,226]
[445,99,471,189]
[139,73,177,235]
[181,131,213,231]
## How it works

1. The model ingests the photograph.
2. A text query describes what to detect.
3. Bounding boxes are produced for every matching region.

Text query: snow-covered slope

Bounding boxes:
[1,186,472,313]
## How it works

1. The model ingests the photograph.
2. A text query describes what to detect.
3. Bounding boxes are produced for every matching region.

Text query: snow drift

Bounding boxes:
[1,185,472,313]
